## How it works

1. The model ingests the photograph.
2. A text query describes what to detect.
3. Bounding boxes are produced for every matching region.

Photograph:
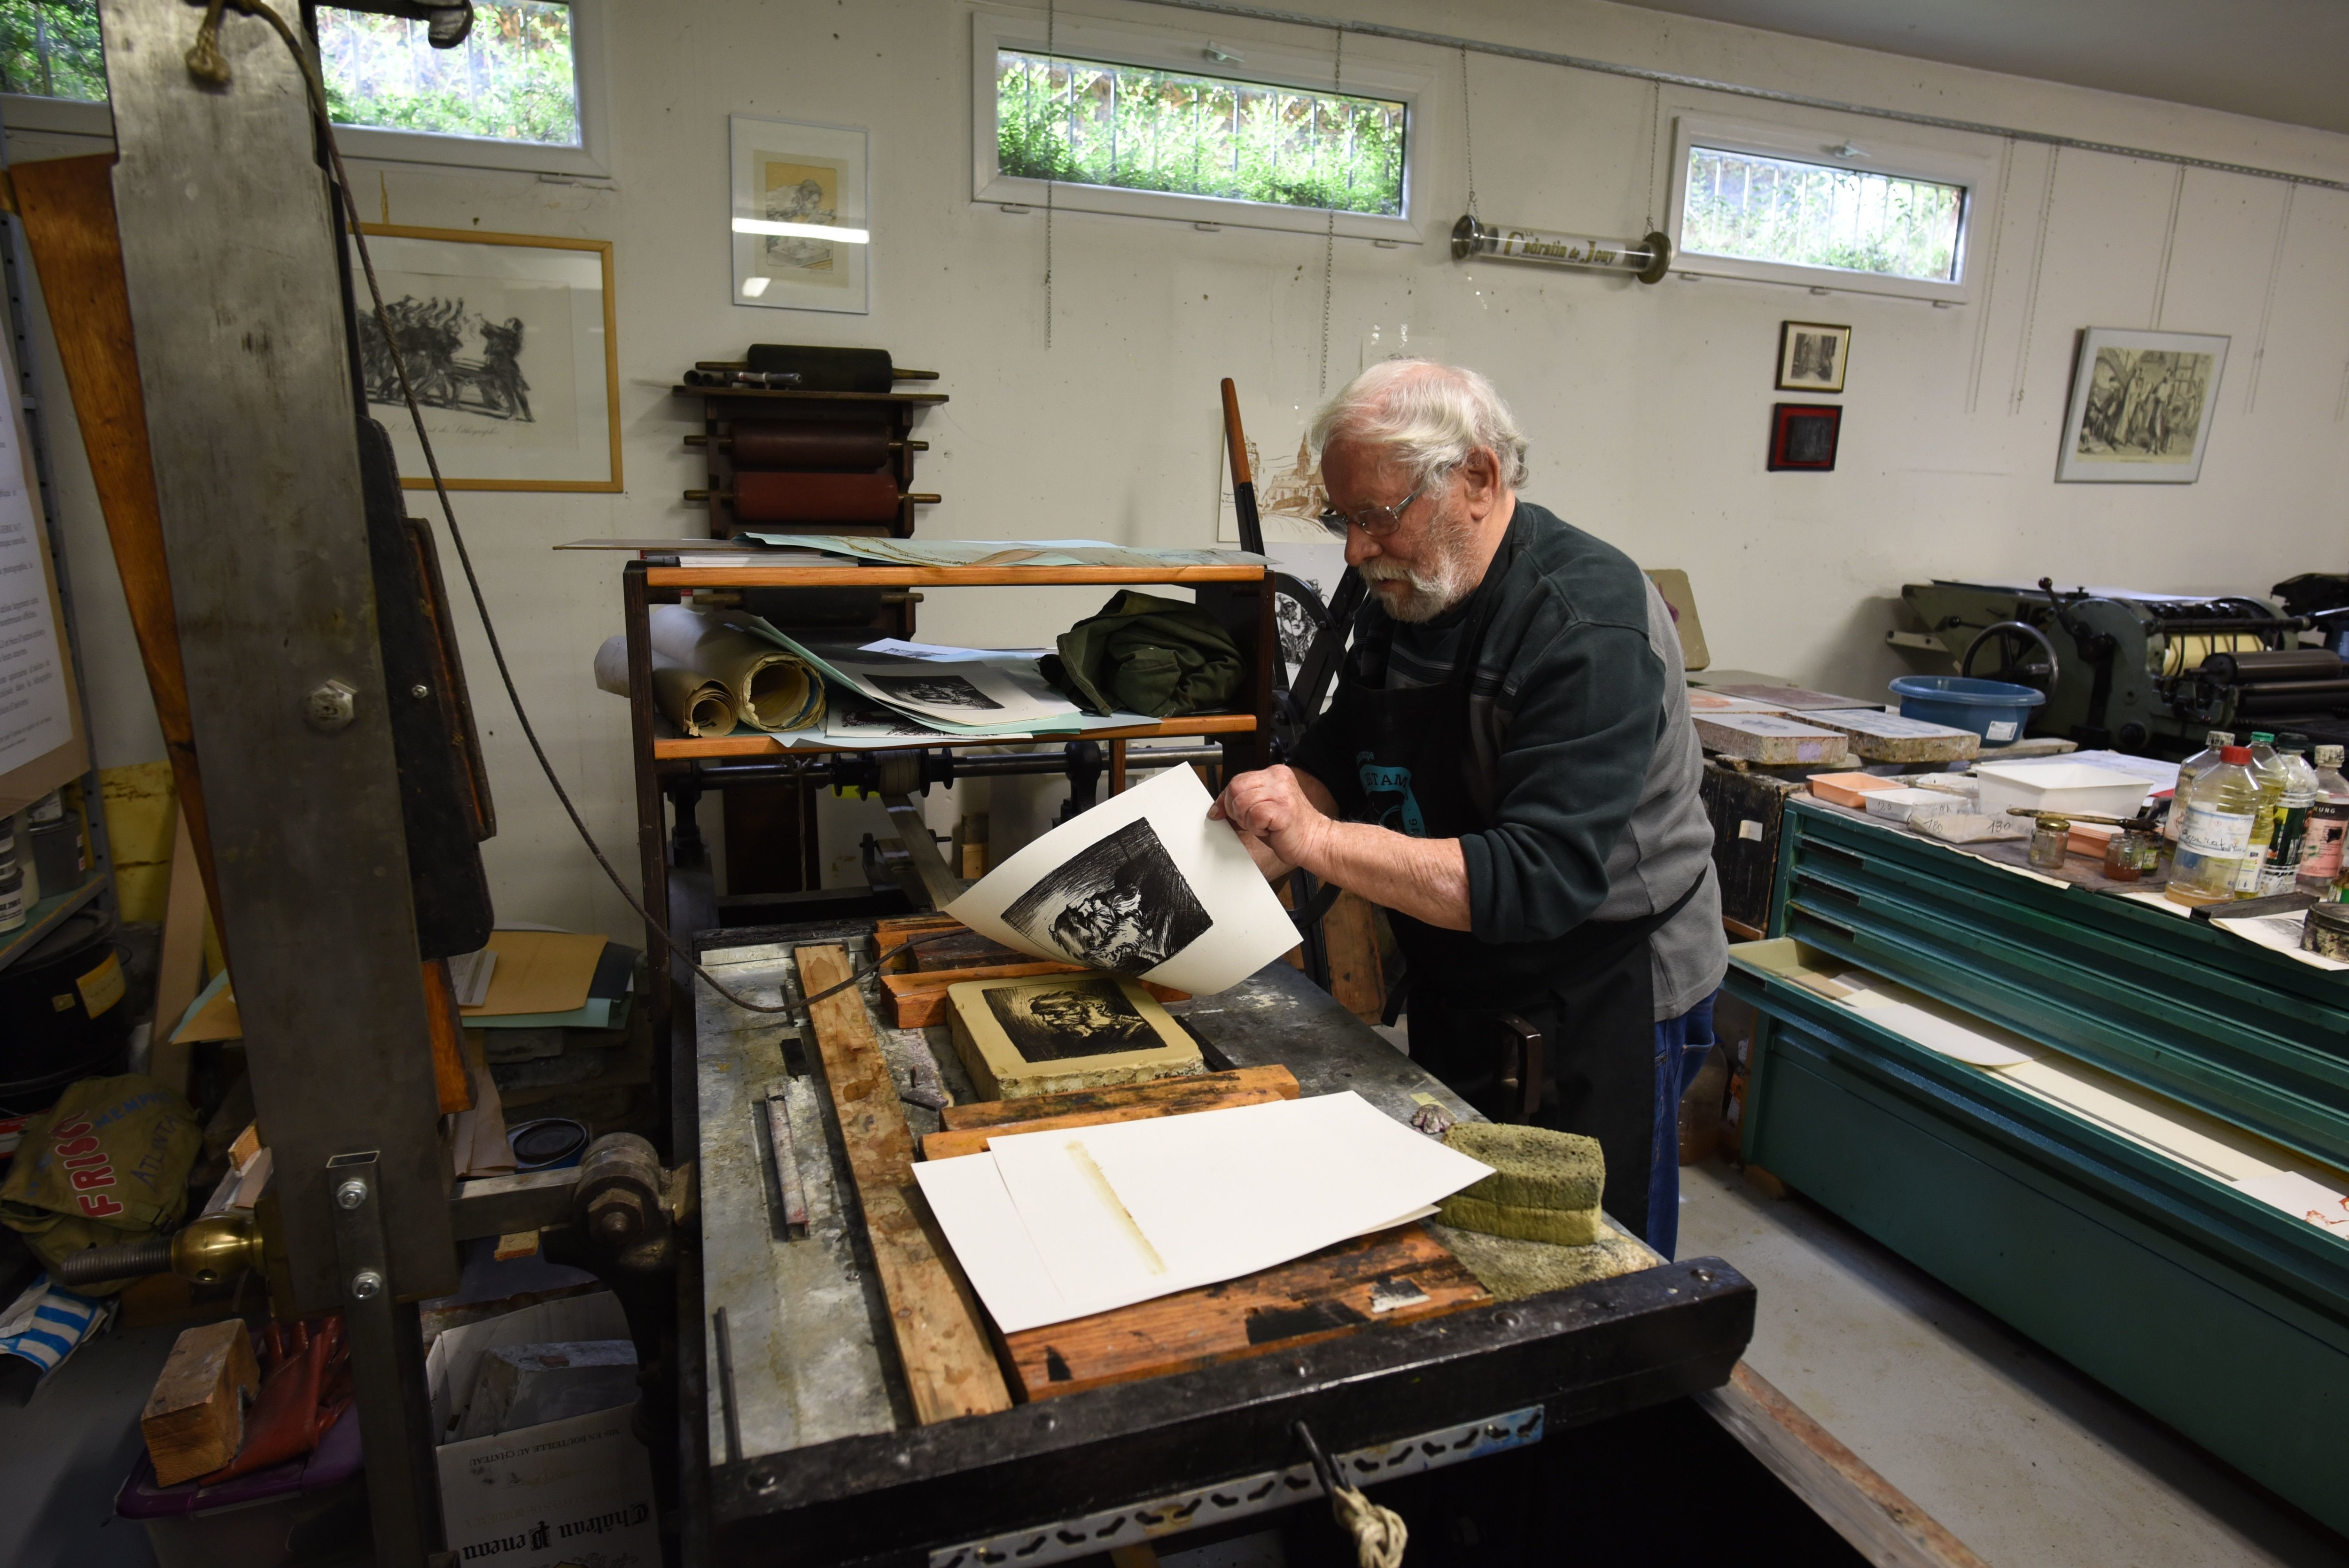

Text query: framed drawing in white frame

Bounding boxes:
[2056,328,2229,483]
[731,115,870,313]
[349,225,621,493]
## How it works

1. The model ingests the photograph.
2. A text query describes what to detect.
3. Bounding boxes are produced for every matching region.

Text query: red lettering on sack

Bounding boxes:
[63,1153,109,1169]
[77,1194,125,1218]
[51,1121,92,1141]
[70,1167,117,1191]
[55,1135,98,1158]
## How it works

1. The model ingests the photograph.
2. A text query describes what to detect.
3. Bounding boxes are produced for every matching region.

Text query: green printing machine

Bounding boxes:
[1725,797,2349,1536]
[1892,576,2349,757]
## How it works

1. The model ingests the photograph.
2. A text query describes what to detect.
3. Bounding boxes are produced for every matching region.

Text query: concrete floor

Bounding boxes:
[1678,1156,2349,1568]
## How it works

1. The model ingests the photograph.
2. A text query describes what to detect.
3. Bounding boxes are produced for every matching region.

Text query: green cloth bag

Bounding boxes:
[1,1074,202,1294]
[1043,590,1245,718]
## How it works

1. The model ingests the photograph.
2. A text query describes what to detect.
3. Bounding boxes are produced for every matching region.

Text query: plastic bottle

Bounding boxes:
[2165,730,2233,846]
[2234,735,2290,896]
[2168,745,2261,905]
[2300,744,2349,892]
[2261,734,2318,895]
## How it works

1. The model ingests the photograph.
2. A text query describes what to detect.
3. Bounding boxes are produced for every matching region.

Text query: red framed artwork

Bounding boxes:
[1767,403,1842,472]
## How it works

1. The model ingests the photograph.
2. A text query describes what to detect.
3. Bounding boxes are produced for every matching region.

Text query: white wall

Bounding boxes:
[17,0,2349,944]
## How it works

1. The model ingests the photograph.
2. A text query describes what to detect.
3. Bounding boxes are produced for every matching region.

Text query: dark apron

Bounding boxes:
[1322,586,1698,1236]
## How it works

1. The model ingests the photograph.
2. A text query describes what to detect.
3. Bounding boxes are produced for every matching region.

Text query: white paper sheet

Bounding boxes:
[2231,1170,2349,1238]
[948,764,1299,994]
[917,1092,1492,1333]
[1823,974,2045,1067]
[2211,909,2349,971]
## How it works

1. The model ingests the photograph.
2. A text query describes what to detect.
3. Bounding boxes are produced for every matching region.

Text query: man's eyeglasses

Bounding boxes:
[1317,478,1431,539]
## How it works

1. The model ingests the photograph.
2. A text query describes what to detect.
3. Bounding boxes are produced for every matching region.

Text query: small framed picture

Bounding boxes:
[1776,321,1851,393]
[1767,404,1843,472]
[348,225,620,493]
[731,114,870,314]
[2055,328,2229,483]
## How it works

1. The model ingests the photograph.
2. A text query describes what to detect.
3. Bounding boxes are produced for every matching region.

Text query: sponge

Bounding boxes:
[1440,1124,1604,1213]
[1434,1193,1602,1246]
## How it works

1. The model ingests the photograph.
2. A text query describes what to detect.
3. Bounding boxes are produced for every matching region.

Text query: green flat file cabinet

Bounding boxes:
[1726,799,2349,1535]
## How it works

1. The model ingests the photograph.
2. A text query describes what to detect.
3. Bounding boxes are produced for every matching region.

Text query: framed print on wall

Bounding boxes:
[1776,321,1850,393]
[2056,328,2229,483]
[1767,403,1843,472]
[731,115,870,313]
[348,225,621,493]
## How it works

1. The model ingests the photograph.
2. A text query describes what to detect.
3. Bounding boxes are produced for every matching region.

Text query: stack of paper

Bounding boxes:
[914,1092,1493,1333]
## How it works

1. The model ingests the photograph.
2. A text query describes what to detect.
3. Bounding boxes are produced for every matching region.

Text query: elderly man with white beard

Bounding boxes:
[1211,359,1725,1255]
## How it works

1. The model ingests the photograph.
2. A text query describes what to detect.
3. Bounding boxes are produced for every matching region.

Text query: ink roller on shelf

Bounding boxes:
[684,472,939,522]
[687,426,926,470]
[693,345,938,395]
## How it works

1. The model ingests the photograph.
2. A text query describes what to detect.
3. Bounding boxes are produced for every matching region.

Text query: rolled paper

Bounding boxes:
[729,422,894,471]
[645,604,824,731]
[594,634,739,737]
[729,469,904,523]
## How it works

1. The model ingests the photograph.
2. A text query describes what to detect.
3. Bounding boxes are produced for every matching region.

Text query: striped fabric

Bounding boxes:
[0,1275,110,1377]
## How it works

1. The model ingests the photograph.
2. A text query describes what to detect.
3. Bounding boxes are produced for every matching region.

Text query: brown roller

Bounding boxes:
[731,423,894,471]
[731,470,906,522]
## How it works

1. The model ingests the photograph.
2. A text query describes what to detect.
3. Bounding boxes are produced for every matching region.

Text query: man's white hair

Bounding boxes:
[1308,358,1530,490]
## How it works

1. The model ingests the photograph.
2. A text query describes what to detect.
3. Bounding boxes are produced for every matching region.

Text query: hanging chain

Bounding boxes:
[1045,0,1058,349]
[1319,27,1344,392]
[1459,46,1478,218]
[1644,79,1662,232]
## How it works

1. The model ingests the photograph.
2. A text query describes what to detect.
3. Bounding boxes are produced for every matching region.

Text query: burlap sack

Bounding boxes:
[0,1074,202,1293]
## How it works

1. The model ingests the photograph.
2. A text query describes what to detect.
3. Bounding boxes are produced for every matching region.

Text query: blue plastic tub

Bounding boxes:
[1889,675,2046,746]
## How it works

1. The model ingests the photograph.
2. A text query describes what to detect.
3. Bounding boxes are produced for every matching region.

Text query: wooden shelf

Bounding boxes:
[652,713,1256,761]
[671,384,948,405]
[646,563,1267,589]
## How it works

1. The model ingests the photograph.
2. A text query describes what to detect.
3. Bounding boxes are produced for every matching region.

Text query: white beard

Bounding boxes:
[1357,505,1481,623]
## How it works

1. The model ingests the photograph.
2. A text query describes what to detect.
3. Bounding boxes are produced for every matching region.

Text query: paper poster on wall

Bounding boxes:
[0,321,82,814]
[731,116,870,314]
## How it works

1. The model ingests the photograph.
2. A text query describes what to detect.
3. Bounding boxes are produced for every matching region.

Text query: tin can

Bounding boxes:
[2303,901,2349,961]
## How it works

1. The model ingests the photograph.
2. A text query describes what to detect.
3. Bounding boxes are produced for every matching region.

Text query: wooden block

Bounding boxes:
[142,1319,259,1487]
[1801,709,1979,763]
[1687,689,1786,714]
[1695,713,1847,765]
[875,915,965,971]
[1710,683,1878,713]
[1320,888,1387,1025]
[1003,1225,1487,1401]
[920,1084,1291,1161]
[797,944,1011,1423]
[948,974,1202,1100]
[940,1065,1300,1131]
[887,962,1189,1029]
[911,931,1028,972]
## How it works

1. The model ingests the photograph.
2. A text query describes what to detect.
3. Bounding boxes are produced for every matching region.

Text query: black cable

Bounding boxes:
[229,0,907,1017]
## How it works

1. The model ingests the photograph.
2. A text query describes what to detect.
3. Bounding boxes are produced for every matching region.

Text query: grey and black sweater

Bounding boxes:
[1290,500,1726,1020]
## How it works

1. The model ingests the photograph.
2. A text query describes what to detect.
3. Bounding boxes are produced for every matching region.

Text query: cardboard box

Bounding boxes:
[427,1293,661,1568]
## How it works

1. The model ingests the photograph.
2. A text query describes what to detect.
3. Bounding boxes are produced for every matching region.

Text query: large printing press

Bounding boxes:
[22,5,1755,1565]
[1896,576,2349,754]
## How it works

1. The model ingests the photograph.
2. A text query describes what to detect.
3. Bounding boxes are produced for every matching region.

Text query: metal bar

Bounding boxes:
[626,562,674,1048]
[709,1257,1751,1565]
[1128,0,2349,194]
[448,1167,581,1240]
[327,1152,445,1568]
[879,793,969,910]
[763,1088,809,1236]
[99,0,453,1307]
[931,1405,1544,1568]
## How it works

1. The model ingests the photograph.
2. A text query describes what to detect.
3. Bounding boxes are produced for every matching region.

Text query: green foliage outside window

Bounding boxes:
[997,49,1405,217]
[1681,146,1963,282]
[318,0,578,146]
[0,0,105,102]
